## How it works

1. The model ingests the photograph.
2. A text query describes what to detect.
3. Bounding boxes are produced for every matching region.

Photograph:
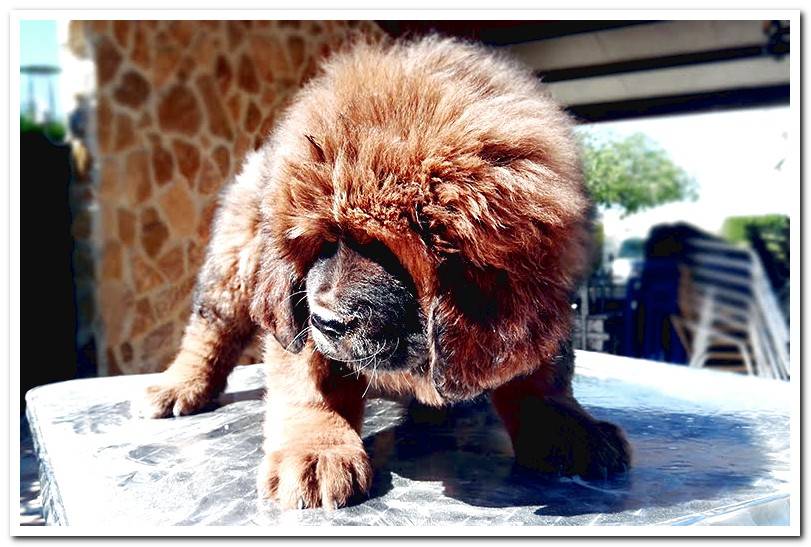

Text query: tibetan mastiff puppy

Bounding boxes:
[143,35,631,509]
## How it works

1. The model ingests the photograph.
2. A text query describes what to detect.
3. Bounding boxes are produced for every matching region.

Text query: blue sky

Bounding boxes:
[19,20,62,119]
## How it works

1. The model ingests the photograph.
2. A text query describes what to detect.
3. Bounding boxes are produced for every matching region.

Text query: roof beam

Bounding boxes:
[544,55,789,107]
[567,84,789,123]
[538,43,787,83]
[507,20,775,72]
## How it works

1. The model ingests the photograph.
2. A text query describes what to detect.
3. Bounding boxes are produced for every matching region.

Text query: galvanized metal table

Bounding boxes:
[25,351,792,528]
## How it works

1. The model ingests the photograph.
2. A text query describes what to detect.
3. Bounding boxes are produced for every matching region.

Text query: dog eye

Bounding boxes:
[317,241,338,259]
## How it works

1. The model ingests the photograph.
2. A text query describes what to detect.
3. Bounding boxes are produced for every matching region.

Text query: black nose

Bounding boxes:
[310,313,349,341]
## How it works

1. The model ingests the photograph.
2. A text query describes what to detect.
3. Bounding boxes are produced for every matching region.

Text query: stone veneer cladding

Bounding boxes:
[70,20,384,375]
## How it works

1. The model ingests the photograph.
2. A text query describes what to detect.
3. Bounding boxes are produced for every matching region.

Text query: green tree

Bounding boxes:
[721,214,789,285]
[579,132,698,217]
[20,114,66,143]
[721,214,789,320]
[722,214,788,245]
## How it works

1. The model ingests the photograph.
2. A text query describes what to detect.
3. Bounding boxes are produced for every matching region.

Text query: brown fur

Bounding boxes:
[144,35,629,510]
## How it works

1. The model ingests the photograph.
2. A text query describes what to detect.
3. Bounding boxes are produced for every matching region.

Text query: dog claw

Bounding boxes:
[297,497,305,510]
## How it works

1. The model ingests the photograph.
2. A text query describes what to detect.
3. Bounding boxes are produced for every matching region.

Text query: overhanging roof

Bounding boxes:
[377,20,791,123]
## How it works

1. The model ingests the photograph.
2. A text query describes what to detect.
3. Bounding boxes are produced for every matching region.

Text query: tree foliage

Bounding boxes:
[20,114,66,143]
[579,132,698,217]
[722,214,789,319]
[721,214,789,288]
[722,214,788,245]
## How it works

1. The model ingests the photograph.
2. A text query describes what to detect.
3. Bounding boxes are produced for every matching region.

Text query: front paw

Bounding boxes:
[258,441,372,510]
[139,372,215,419]
[513,398,632,480]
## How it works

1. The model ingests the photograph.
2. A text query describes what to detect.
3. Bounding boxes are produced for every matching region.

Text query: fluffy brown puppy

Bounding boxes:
[143,35,631,510]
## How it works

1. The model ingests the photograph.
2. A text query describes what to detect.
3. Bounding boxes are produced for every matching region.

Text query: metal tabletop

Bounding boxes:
[24,351,791,528]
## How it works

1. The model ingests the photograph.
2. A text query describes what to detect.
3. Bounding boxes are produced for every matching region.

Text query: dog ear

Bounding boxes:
[428,255,572,402]
[249,242,310,353]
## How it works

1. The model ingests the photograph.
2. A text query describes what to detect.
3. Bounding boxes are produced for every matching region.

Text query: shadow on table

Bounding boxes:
[36,377,776,520]
[362,398,774,517]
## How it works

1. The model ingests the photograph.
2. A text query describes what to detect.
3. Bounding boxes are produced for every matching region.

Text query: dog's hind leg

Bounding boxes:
[490,342,632,479]
[140,155,265,418]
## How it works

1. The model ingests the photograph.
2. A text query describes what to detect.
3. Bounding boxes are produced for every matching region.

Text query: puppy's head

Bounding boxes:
[250,37,591,402]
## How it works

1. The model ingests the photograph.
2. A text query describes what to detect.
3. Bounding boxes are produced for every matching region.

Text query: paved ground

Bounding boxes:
[20,414,44,526]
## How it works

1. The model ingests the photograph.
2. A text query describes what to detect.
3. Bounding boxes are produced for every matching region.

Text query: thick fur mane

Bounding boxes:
[253,35,593,400]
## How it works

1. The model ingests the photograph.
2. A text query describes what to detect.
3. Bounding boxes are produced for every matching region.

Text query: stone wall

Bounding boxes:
[70,20,384,375]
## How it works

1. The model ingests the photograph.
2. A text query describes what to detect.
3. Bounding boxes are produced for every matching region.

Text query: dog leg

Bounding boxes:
[491,349,631,479]
[258,347,371,510]
[142,167,263,418]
